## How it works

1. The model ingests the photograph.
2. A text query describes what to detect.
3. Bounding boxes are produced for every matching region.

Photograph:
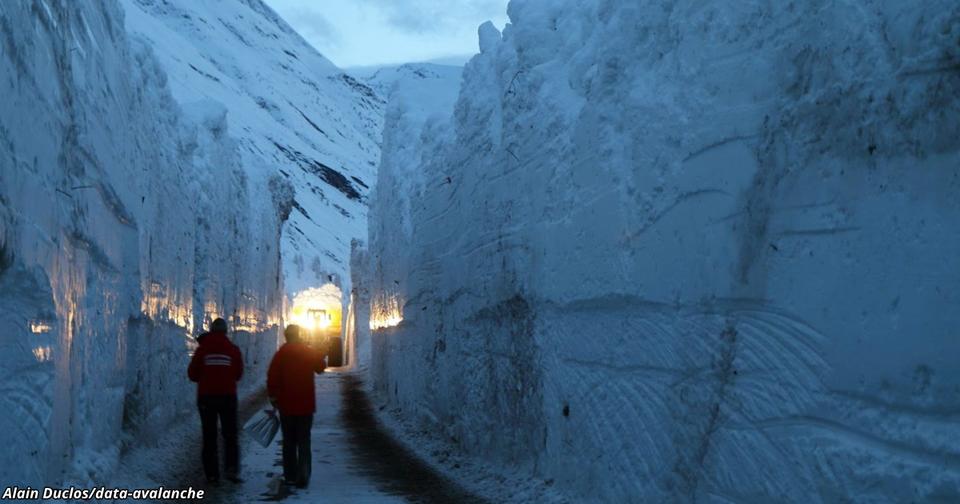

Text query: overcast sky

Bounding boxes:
[263,0,510,69]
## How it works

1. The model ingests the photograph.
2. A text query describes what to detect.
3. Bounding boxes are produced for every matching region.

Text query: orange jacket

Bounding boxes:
[267,342,325,415]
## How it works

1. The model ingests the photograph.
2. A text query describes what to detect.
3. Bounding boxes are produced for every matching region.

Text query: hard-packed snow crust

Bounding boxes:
[366,1,960,502]
[0,0,286,486]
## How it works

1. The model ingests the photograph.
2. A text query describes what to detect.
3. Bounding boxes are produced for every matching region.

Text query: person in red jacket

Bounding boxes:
[267,324,325,488]
[188,318,244,484]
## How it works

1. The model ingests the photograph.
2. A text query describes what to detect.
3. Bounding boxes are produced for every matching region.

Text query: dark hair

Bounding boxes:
[210,318,228,333]
[284,324,301,342]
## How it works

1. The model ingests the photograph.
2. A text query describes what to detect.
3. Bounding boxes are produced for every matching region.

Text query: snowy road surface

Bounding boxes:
[202,371,487,503]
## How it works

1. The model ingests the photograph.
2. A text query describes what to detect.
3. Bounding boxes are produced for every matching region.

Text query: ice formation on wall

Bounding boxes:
[365,1,960,502]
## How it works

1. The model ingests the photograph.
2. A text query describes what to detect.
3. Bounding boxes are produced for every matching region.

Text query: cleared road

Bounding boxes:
[199,371,487,503]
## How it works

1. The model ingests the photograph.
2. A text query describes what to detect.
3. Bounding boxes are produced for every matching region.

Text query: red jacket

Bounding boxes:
[188,331,243,396]
[267,342,325,415]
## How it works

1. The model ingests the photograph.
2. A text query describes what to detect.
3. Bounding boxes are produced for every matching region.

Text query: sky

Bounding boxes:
[263,0,510,69]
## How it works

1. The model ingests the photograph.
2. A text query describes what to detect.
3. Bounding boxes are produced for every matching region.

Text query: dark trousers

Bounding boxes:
[198,395,239,479]
[280,414,313,485]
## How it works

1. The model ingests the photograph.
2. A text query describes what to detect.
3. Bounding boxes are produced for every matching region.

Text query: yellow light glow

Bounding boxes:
[30,321,53,334]
[141,281,195,332]
[369,292,403,330]
[287,285,342,338]
[369,315,403,330]
[32,345,52,362]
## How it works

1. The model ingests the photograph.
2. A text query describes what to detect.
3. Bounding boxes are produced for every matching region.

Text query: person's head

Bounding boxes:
[284,324,302,343]
[210,318,228,334]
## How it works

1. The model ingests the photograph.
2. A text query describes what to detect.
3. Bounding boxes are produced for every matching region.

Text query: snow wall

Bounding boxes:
[0,1,286,486]
[346,239,371,370]
[366,1,960,502]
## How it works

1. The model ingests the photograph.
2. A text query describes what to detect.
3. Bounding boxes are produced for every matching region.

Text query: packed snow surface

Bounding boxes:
[364,1,960,502]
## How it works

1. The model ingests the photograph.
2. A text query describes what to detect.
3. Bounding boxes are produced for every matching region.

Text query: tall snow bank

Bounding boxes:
[348,63,463,371]
[366,1,960,502]
[0,0,285,487]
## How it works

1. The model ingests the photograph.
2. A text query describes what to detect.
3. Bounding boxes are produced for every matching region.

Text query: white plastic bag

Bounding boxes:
[244,409,280,448]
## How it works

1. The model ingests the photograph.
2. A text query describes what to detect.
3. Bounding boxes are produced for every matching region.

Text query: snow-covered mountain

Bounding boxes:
[123,0,384,297]
[361,63,463,104]
[362,2,960,503]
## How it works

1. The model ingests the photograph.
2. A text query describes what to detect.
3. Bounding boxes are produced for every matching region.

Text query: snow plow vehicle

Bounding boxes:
[303,308,343,367]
